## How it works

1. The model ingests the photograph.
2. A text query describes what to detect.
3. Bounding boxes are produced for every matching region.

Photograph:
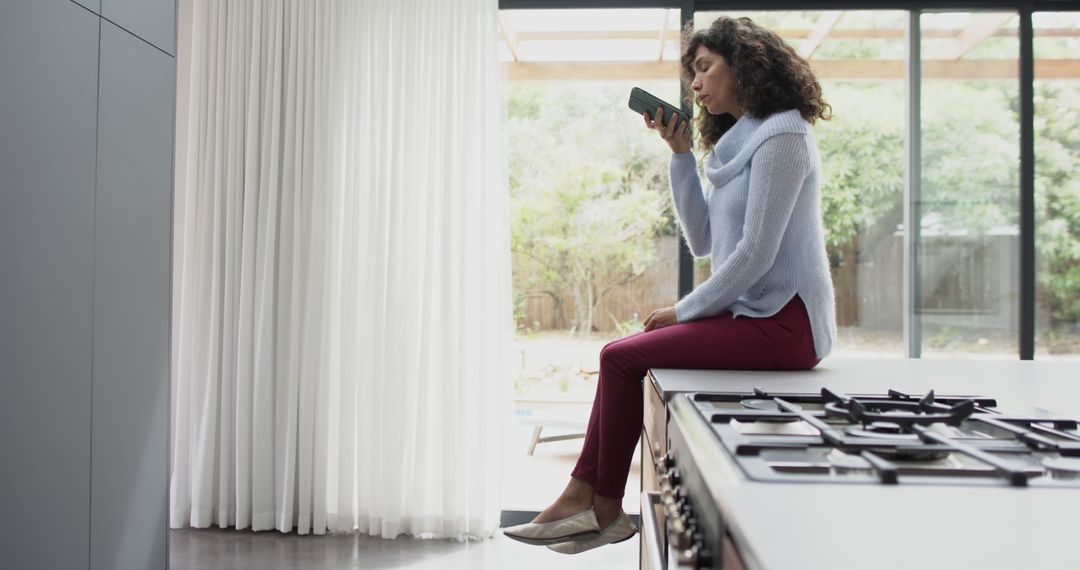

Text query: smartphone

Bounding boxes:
[628,87,689,128]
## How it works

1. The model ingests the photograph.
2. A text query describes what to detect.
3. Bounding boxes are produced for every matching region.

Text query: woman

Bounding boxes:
[504,16,837,554]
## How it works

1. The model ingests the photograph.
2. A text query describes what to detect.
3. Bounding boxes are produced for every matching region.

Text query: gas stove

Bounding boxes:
[689,387,1080,487]
[644,374,1080,570]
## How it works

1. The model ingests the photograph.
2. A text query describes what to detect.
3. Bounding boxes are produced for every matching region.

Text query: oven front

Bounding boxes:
[640,408,746,570]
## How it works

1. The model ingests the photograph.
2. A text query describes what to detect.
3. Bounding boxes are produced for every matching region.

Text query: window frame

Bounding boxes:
[499,0,1080,359]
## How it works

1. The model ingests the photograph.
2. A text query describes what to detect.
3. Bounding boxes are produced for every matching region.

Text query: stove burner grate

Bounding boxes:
[694,386,1080,488]
[822,389,976,428]
[774,393,1029,486]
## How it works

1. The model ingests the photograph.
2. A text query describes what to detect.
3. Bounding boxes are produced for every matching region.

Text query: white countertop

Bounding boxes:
[651,358,1080,570]
[651,357,1080,417]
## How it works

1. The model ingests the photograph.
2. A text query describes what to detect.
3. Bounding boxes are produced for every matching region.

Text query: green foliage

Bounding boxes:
[815,81,905,250]
[1034,82,1080,325]
[506,74,1080,334]
[814,78,1080,332]
[608,310,644,337]
[506,81,675,333]
[921,82,1020,233]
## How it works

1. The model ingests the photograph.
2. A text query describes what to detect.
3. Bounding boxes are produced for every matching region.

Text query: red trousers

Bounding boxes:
[571,295,820,498]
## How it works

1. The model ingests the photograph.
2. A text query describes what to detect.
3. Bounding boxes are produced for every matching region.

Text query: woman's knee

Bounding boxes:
[599,341,616,362]
[599,339,632,366]
[600,342,644,381]
[599,342,624,369]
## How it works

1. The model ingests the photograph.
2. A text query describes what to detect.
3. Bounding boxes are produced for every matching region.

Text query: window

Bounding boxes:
[1034,11,1080,358]
[694,10,908,357]
[919,11,1020,358]
[500,7,682,514]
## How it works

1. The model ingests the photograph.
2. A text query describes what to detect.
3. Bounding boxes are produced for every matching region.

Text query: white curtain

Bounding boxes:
[170,0,511,540]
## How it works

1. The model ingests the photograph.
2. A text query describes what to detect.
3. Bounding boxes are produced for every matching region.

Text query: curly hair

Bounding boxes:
[681,16,832,151]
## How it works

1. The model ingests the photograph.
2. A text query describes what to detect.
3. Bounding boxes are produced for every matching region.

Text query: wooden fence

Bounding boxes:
[515,233,1021,335]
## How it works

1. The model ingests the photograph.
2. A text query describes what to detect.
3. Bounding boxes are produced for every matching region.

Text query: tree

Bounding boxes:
[1033,81,1080,328]
[815,81,905,253]
[506,81,673,334]
[505,72,1080,341]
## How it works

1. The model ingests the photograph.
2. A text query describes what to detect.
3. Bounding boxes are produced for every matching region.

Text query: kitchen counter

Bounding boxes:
[651,357,1080,418]
[650,358,1080,570]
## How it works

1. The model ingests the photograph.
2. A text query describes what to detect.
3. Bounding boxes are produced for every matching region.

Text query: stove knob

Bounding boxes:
[660,487,686,509]
[654,448,675,467]
[670,490,686,509]
[668,517,686,535]
[662,495,676,516]
[668,521,694,551]
[675,545,700,568]
[659,467,681,487]
[667,521,688,548]
[664,496,683,519]
[661,485,678,505]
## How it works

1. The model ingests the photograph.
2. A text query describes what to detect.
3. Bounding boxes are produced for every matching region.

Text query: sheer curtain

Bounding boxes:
[170,0,510,539]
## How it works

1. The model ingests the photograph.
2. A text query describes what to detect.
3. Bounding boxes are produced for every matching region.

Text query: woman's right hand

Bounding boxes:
[643,107,691,154]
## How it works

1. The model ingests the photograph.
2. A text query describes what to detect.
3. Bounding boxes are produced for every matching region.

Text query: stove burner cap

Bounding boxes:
[827,450,874,474]
[845,424,920,441]
[1042,457,1080,480]
[863,421,904,434]
[740,399,781,412]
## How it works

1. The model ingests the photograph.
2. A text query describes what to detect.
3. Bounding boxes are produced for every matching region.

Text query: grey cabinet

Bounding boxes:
[0,1,100,568]
[0,1,175,569]
[89,19,175,570]
[103,0,176,56]
[72,0,101,15]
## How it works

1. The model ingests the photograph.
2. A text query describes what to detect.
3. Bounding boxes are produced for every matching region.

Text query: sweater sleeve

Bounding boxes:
[674,133,811,323]
[669,151,711,257]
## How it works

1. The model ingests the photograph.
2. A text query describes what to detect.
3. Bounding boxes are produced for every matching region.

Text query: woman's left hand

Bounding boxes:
[643,307,678,332]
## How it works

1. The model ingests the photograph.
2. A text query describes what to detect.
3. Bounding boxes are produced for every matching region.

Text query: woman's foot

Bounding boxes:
[590,492,622,529]
[504,478,601,546]
[502,509,600,546]
[532,477,594,523]
[547,511,637,555]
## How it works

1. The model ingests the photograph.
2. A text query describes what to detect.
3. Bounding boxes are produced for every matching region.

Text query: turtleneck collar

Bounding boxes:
[710,112,760,164]
[702,109,810,189]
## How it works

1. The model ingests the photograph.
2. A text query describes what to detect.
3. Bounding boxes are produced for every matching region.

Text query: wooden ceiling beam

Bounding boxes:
[799,11,844,59]
[504,27,1080,42]
[658,9,673,61]
[502,59,1080,81]
[499,12,520,62]
[514,30,678,41]
[504,61,674,81]
[939,13,1017,59]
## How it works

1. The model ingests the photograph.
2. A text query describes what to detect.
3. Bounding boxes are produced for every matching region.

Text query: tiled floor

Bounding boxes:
[169,526,638,569]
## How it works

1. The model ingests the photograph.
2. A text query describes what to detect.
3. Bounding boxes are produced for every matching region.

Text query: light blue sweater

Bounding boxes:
[669,109,836,359]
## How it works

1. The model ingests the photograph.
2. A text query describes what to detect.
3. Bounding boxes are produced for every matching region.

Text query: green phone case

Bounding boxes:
[628,87,689,127]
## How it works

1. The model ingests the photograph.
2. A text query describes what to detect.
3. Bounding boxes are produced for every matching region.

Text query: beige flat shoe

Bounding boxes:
[546,511,637,554]
[503,509,602,546]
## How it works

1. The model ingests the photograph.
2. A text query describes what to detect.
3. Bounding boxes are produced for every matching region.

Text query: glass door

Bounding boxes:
[1033,11,1080,359]
[499,7,683,515]
[918,11,1020,358]
[693,10,908,357]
